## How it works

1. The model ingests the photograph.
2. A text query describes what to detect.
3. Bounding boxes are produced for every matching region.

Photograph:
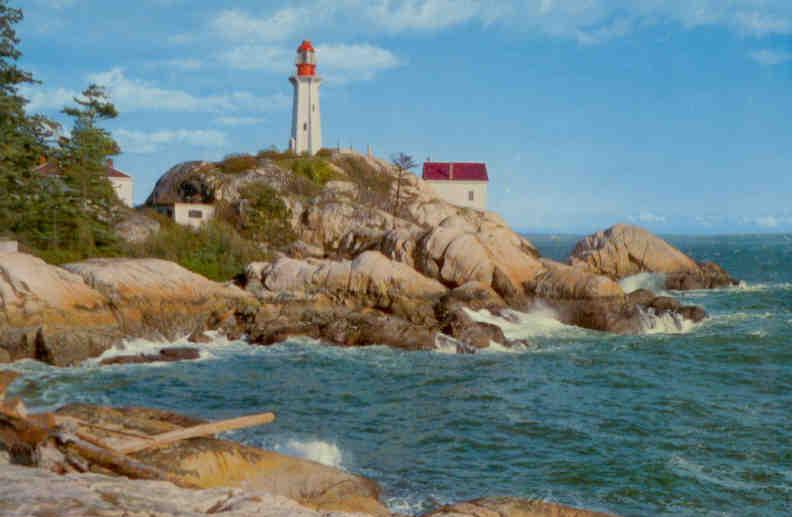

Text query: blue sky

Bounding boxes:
[14,0,792,234]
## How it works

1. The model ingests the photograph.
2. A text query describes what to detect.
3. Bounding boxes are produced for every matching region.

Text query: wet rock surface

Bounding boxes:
[424,497,618,517]
[99,347,201,366]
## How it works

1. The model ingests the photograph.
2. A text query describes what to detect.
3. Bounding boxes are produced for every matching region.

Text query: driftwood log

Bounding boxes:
[115,412,276,454]
[1,370,276,487]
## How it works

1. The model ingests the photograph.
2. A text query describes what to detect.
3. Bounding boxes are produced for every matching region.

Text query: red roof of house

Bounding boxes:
[422,162,488,182]
[33,160,131,179]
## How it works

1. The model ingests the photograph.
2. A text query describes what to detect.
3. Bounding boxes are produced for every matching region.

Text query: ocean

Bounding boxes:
[6,234,791,516]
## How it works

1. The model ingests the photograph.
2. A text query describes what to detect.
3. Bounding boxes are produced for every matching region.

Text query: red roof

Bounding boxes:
[422,162,488,182]
[33,160,131,179]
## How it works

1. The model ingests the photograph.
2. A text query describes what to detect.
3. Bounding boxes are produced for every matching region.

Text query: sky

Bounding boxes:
[13,0,792,234]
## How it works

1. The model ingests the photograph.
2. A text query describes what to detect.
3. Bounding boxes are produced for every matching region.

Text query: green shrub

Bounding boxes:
[256,147,294,161]
[232,184,296,248]
[125,218,267,281]
[333,155,394,208]
[218,153,258,174]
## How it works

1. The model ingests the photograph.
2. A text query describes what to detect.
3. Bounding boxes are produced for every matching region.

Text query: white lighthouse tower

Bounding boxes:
[289,40,322,155]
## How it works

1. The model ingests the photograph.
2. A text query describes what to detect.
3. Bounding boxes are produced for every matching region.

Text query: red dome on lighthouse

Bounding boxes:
[296,40,317,77]
[298,40,315,52]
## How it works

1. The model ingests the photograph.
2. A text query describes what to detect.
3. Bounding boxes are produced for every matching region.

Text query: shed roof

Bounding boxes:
[422,162,488,182]
[33,160,132,179]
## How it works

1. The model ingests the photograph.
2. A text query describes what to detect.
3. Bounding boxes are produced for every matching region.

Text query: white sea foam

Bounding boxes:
[619,272,667,294]
[735,281,792,292]
[668,456,760,491]
[88,332,243,366]
[277,439,344,469]
[463,305,585,341]
[482,340,529,354]
[637,307,697,334]
[433,334,466,354]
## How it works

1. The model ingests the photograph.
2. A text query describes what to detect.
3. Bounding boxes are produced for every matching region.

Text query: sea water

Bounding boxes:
[6,234,792,516]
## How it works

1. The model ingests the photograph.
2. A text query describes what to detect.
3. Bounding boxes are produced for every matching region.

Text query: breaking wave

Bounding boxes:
[463,306,585,341]
[619,272,667,294]
[88,332,243,366]
[276,439,344,469]
[637,307,698,334]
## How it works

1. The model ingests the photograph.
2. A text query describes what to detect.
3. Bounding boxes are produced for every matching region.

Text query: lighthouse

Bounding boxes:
[289,40,322,155]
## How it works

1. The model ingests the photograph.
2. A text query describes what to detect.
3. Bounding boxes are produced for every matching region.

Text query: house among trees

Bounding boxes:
[33,158,134,207]
[422,162,489,210]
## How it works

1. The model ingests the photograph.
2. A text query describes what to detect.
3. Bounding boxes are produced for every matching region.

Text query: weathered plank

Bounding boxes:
[114,412,276,455]
[54,432,197,488]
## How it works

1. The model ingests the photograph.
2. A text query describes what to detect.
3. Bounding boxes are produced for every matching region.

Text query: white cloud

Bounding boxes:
[160,59,204,71]
[21,86,77,111]
[740,215,792,228]
[219,46,293,72]
[116,129,228,154]
[207,1,792,46]
[215,116,265,126]
[33,0,78,8]
[219,43,402,82]
[630,211,666,224]
[749,49,792,66]
[211,6,316,42]
[23,69,289,114]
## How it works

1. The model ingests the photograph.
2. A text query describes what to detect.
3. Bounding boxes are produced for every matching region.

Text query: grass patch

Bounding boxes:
[217,153,258,174]
[332,154,394,209]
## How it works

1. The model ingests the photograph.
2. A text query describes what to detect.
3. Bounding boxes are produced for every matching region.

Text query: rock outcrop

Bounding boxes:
[0,252,122,366]
[64,258,257,341]
[569,224,737,290]
[0,462,364,517]
[53,404,389,515]
[1,254,260,365]
[248,251,447,323]
[424,497,618,517]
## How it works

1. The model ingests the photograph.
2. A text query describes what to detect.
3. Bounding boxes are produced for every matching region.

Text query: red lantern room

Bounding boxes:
[296,40,317,77]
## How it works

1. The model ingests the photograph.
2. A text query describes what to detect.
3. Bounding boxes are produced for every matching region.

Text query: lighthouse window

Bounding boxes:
[468,191,475,201]
[312,104,315,112]
[303,123,308,131]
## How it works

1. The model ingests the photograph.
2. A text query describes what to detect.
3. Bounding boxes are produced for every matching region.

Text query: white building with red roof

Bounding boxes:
[33,158,134,207]
[422,162,488,210]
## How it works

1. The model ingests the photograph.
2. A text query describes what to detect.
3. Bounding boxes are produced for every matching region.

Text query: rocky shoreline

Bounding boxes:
[0,220,736,366]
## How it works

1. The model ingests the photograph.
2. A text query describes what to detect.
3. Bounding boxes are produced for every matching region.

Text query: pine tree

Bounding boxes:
[51,85,121,256]
[0,0,54,236]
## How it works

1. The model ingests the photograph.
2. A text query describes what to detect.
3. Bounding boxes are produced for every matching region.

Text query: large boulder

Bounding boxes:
[248,251,447,324]
[415,216,543,300]
[0,252,122,366]
[530,260,625,300]
[64,258,257,340]
[569,224,736,289]
[54,404,389,515]
[424,496,618,517]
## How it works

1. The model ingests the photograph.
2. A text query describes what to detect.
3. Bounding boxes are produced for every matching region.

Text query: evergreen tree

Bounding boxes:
[49,85,121,256]
[0,0,54,236]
